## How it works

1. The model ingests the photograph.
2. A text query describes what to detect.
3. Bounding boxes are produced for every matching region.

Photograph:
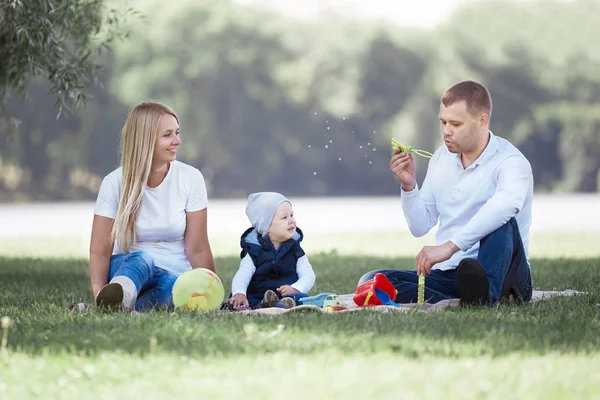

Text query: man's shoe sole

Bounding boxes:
[456,258,489,307]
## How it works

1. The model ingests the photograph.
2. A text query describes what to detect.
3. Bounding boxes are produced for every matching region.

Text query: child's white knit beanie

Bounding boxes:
[245,192,290,236]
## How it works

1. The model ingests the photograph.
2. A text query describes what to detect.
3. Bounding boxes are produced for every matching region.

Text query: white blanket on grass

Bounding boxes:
[240,289,585,315]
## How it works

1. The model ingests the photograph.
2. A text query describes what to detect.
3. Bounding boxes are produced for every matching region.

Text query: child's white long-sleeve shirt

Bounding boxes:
[231,254,316,296]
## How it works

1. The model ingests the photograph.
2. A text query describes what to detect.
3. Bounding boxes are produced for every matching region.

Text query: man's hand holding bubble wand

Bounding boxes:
[390,138,434,303]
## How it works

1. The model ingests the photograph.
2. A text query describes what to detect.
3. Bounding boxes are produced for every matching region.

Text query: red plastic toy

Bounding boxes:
[353,273,398,307]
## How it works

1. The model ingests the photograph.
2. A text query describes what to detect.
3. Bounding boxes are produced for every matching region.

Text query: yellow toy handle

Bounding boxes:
[417,275,425,304]
[363,291,373,306]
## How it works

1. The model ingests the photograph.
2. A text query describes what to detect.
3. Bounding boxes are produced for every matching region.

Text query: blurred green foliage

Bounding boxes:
[1,0,599,200]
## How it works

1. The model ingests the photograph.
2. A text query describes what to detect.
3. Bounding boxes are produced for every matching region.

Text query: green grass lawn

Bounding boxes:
[1,234,599,398]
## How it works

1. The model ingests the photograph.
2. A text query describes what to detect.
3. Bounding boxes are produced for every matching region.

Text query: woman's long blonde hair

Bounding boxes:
[111,102,178,252]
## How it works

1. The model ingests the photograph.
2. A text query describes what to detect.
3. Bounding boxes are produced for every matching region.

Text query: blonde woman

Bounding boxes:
[89,102,216,312]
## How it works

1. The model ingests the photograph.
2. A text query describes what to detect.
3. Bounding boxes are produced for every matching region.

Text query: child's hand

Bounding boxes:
[228,293,248,309]
[277,285,298,296]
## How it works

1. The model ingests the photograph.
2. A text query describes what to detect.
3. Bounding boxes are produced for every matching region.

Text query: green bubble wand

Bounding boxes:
[391,138,434,159]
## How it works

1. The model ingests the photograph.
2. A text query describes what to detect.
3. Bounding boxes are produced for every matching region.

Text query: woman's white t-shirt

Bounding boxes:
[94,160,208,274]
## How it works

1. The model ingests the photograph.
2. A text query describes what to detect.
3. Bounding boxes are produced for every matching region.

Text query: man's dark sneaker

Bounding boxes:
[456,258,490,307]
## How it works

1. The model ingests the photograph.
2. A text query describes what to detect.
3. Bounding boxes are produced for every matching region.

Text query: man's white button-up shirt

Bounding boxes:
[401,131,534,271]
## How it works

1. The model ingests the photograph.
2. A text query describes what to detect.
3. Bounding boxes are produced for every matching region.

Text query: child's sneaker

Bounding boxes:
[263,289,279,304]
[257,301,288,309]
[258,290,293,309]
[281,297,296,308]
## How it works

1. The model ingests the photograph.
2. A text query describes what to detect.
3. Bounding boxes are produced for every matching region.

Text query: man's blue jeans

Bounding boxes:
[357,218,533,306]
[109,251,179,312]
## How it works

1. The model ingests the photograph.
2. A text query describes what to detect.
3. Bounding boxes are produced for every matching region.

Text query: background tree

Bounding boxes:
[0,0,131,126]
[1,0,599,200]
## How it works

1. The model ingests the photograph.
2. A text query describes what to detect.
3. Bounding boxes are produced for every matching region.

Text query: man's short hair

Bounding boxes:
[442,80,492,118]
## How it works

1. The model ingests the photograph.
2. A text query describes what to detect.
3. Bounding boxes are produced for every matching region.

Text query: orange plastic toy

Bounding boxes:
[353,273,398,307]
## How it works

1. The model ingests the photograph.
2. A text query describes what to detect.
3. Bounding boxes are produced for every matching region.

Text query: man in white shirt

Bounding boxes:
[358,80,533,306]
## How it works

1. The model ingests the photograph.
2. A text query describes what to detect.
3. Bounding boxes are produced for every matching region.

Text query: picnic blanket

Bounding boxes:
[235,289,586,315]
[68,289,585,315]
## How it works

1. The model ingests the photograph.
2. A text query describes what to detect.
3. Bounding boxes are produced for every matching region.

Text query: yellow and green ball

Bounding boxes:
[172,268,225,312]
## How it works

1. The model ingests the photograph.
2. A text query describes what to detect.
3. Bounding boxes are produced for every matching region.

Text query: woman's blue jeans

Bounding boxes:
[109,251,179,312]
